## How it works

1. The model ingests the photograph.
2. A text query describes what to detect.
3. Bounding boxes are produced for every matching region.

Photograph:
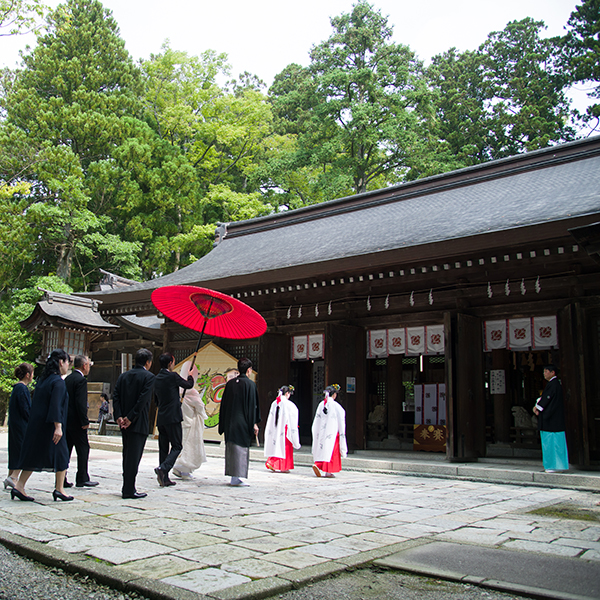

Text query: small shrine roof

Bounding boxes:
[20,289,118,332]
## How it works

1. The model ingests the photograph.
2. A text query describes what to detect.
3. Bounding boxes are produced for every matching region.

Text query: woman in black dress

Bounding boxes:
[11,349,73,502]
[4,363,34,489]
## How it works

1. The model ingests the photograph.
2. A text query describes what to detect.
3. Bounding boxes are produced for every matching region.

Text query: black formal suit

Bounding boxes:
[154,368,194,474]
[65,369,91,485]
[112,365,155,497]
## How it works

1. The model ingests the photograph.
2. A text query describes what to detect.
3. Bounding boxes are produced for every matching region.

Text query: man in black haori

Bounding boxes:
[219,357,261,486]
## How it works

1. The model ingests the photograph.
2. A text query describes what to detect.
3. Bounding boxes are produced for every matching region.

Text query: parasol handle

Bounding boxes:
[181,296,214,401]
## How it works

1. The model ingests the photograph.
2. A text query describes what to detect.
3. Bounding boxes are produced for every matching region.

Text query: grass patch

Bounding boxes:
[528,503,600,522]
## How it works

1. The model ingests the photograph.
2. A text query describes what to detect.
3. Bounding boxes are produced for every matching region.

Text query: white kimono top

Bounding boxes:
[311,397,348,462]
[264,395,301,459]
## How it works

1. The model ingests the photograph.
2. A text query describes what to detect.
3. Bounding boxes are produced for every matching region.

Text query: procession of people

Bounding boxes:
[5,347,569,501]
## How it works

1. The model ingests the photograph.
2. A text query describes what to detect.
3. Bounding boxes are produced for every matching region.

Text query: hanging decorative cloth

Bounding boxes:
[387,328,406,355]
[508,317,532,350]
[406,326,425,355]
[484,319,507,351]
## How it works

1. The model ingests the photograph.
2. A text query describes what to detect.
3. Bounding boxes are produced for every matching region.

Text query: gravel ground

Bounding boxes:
[0,545,145,600]
[275,568,527,600]
[0,543,526,600]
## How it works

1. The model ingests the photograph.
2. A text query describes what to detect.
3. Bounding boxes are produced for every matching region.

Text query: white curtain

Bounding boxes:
[508,318,532,350]
[533,316,558,349]
[387,328,406,355]
[406,326,425,355]
[292,335,308,360]
[308,334,324,358]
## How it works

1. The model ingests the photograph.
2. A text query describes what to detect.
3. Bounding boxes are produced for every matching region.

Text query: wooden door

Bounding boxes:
[325,323,366,451]
[445,312,486,461]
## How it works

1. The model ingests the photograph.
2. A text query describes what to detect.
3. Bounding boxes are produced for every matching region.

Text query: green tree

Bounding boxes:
[429,18,575,165]
[428,48,490,166]
[478,18,575,156]
[140,42,276,269]
[267,1,439,199]
[0,275,71,395]
[564,0,600,125]
[0,0,46,36]
[0,0,148,288]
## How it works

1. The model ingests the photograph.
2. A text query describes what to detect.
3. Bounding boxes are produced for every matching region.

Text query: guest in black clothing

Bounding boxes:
[64,355,98,488]
[219,357,261,486]
[112,348,155,499]
[12,349,73,502]
[153,352,194,487]
[5,363,33,490]
[98,393,110,422]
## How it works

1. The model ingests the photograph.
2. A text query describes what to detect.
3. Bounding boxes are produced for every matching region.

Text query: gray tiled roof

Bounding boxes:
[86,140,600,296]
[21,290,118,330]
[36,299,118,327]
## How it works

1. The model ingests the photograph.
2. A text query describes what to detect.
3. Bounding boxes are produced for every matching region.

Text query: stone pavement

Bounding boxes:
[0,433,599,600]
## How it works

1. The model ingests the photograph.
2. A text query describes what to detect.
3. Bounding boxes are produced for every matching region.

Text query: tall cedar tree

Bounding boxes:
[2,0,144,286]
[564,0,600,124]
[269,1,439,197]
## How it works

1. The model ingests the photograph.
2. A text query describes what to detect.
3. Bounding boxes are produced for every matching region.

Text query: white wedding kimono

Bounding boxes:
[311,397,347,463]
[264,395,301,459]
[173,361,207,475]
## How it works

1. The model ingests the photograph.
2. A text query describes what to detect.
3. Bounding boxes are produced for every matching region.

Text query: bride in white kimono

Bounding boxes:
[172,360,207,479]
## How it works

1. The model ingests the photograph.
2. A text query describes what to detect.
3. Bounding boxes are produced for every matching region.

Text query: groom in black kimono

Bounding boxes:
[219,357,261,486]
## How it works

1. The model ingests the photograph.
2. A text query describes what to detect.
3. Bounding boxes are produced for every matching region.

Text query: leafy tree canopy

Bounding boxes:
[564,0,600,124]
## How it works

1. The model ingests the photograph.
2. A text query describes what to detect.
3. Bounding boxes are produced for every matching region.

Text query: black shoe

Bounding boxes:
[164,478,176,487]
[122,492,147,499]
[76,480,99,487]
[53,489,74,502]
[154,467,166,487]
[63,480,73,488]
[10,488,34,502]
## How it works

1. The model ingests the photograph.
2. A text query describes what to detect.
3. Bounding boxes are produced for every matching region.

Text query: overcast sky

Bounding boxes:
[1,0,593,115]
[1,0,581,80]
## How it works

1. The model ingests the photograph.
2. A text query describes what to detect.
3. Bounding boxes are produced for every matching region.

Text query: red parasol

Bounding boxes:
[152,285,267,399]
[151,285,267,340]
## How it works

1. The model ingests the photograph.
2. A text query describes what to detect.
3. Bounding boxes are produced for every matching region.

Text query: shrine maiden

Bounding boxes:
[264,386,300,472]
[311,384,347,477]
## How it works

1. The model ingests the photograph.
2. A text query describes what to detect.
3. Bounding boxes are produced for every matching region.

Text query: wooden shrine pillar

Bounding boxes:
[558,303,589,467]
[445,311,486,461]
[258,332,290,429]
[325,323,366,451]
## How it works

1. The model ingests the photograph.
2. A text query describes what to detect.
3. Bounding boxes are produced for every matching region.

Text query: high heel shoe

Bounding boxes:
[10,488,34,502]
[52,489,74,502]
[4,477,16,490]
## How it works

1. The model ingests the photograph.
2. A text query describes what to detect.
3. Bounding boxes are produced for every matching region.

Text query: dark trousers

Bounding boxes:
[158,422,183,474]
[66,426,90,484]
[121,430,147,497]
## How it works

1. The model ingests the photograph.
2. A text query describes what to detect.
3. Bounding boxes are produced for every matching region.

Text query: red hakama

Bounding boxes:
[314,433,342,473]
[266,425,294,471]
